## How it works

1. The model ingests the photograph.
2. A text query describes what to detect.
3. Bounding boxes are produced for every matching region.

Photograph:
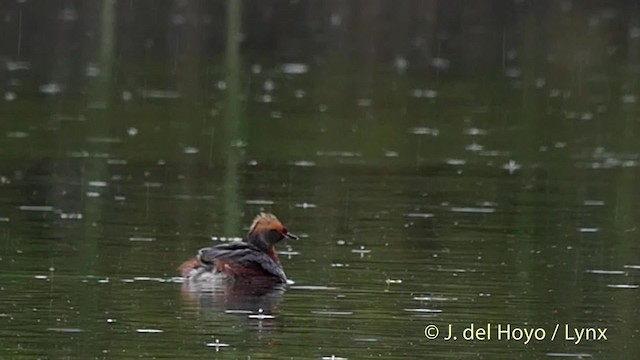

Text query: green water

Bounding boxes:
[0,1,639,359]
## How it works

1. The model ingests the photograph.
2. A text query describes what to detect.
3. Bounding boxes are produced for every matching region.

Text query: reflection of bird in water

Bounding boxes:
[178,213,298,283]
[177,213,297,315]
[180,278,286,315]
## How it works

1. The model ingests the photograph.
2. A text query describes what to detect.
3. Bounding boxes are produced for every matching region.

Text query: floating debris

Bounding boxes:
[136,329,164,333]
[463,128,488,136]
[578,228,599,233]
[88,181,107,187]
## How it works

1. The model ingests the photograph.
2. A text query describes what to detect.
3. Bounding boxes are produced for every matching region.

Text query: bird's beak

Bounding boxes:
[283,231,298,240]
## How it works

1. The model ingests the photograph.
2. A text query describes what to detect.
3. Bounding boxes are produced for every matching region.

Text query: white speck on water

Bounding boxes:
[136,329,164,333]
[466,142,484,152]
[583,200,605,206]
[394,56,408,73]
[294,89,305,98]
[281,63,309,74]
[621,94,637,103]
[331,263,350,267]
[4,91,16,101]
[606,284,639,289]
[319,104,328,112]
[336,240,346,246]
[122,91,132,101]
[258,94,272,103]
[19,205,54,212]
[312,310,354,316]
[263,79,275,91]
[451,207,495,214]
[58,8,78,21]
[295,202,316,209]
[270,111,282,119]
[6,61,30,71]
[403,308,442,313]
[322,356,347,360]
[290,160,316,167]
[6,131,29,138]
[114,195,126,201]
[505,67,521,78]
[502,160,521,174]
[245,199,274,205]
[107,319,116,323]
[88,181,107,187]
[206,339,230,350]
[98,278,109,284]
[463,127,488,136]
[408,127,439,136]
[138,89,180,99]
[431,57,450,70]
[251,64,261,74]
[129,237,155,242]
[351,246,371,258]
[0,217,9,222]
[127,127,138,136]
[39,83,62,95]
[546,352,592,358]
[406,213,434,218]
[535,78,546,88]
[248,308,275,320]
[445,158,466,166]
[47,327,82,333]
[423,89,438,99]
[86,192,100,198]
[624,265,640,270]
[34,275,48,280]
[60,212,83,220]
[578,228,599,233]
[413,296,458,301]
[586,269,625,275]
[330,13,342,26]
[356,98,372,107]
[183,146,199,154]
[85,63,100,77]
[216,80,226,90]
[385,278,403,284]
[289,285,339,290]
[384,150,399,157]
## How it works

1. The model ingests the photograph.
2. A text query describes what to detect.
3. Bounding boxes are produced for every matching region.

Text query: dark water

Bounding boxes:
[1,1,639,359]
